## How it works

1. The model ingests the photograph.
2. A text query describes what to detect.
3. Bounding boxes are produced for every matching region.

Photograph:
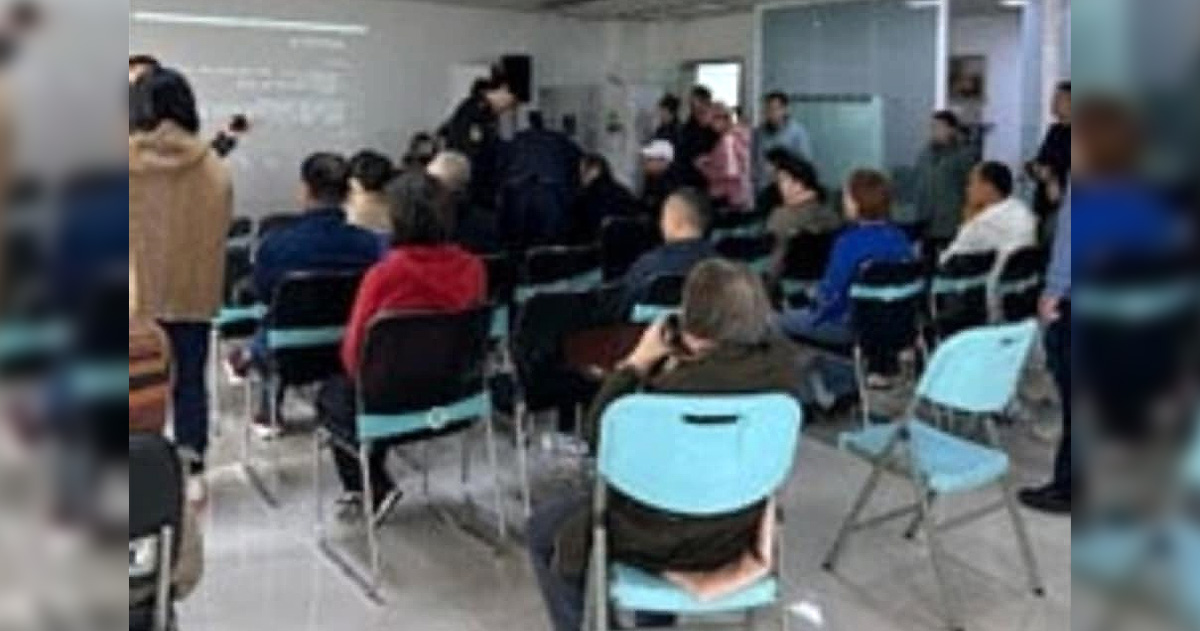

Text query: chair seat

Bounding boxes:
[609,563,778,615]
[839,421,1010,494]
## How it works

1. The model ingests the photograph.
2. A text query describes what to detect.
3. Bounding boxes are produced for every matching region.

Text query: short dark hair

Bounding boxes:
[775,152,827,203]
[764,147,792,169]
[128,54,160,70]
[349,150,396,193]
[933,110,962,131]
[682,259,773,347]
[386,171,454,247]
[301,152,351,205]
[659,94,681,114]
[528,110,545,130]
[580,153,611,179]
[483,67,512,92]
[1056,80,1071,95]
[847,169,893,221]
[690,85,713,102]
[764,91,789,106]
[666,187,711,232]
[975,161,1014,198]
[128,67,200,135]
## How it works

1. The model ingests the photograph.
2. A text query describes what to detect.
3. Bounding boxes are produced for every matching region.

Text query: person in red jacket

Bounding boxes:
[319,170,486,515]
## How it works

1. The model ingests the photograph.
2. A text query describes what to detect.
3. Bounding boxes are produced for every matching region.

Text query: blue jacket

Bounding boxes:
[623,239,716,307]
[252,208,383,303]
[815,222,913,325]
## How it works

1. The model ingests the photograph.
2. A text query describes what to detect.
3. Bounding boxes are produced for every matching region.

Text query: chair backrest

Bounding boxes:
[710,210,768,240]
[630,274,685,324]
[714,234,775,274]
[483,253,518,340]
[995,246,1049,323]
[518,245,602,302]
[129,434,183,618]
[850,260,927,368]
[356,307,491,440]
[222,245,255,307]
[600,216,660,281]
[256,212,300,240]
[227,217,254,248]
[267,270,364,386]
[781,230,840,283]
[931,250,998,338]
[915,320,1038,414]
[598,394,803,516]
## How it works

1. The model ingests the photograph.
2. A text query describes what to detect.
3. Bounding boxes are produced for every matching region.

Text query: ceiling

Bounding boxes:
[415,0,1027,21]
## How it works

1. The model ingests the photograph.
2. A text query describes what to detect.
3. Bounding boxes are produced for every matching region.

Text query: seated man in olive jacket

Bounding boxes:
[527,259,804,631]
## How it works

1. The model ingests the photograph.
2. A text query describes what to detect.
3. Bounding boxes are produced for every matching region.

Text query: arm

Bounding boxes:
[1043,198,1071,299]
[813,238,855,324]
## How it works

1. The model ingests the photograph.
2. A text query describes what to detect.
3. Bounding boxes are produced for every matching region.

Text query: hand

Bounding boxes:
[1038,296,1061,324]
[621,319,673,377]
[1046,180,1063,204]
[1032,163,1052,182]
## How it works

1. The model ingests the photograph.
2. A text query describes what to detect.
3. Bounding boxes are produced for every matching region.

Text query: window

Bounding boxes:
[692,61,743,110]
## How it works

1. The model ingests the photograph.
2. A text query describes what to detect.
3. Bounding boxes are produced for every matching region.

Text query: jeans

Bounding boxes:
[528,495,676,631]
[160,322,211,470]
[778,308,853,347]
[1046,313,1072,495]
[778,309,858,405]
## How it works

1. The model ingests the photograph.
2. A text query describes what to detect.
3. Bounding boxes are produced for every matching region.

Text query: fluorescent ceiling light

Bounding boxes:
[130,11,369,35]
[904,0,942,9]
[999,0,1030,7]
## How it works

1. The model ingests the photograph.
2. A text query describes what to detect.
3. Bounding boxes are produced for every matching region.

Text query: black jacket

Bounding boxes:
[568,175,637,245]
[440,95,503,208]
[1033,123,1071,217]
[676,116,720,188]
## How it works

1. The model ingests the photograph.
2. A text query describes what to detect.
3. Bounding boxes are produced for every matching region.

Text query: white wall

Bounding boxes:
[951,12,1025,167]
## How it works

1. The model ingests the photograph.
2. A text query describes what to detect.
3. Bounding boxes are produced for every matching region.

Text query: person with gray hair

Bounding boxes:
[527,258,803,631]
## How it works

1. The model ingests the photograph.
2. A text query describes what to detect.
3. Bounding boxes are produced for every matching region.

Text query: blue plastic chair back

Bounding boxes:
[915,320,1037,414]
[598,394,803,516]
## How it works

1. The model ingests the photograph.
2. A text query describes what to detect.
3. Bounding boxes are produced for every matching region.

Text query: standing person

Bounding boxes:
[753,91,813,191]
[504,111,579,245]
[128,54,159,84]
[639,139,681,220]
[439,69,518,211]
[1027,81,1072,239]
[653,93,683,149]
[696,102,752,212]
[346,150,396,239]
[402,132,437,172]
[128,67,233,495]
[912,110,975,254]
[676,85,720,188]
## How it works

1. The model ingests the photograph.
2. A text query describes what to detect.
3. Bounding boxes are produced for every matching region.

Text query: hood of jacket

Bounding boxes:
[129,122,211,175]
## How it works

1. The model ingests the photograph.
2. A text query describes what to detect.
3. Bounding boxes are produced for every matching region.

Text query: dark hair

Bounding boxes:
[682,259,773,347]
[300,152,351,205]
[775,152,828,203]
[349,150,396,193]
[580,153,611,180]
[764,91,789,106]
[764,147,791,169]
[1075,95,1143,176]
[482,67,511,92]
[690,85,713,102]
[975,161,1014,198]
[666,187,711,232]
[932,110,962,131]
[386,171,454,247]
[1056,80,1071,95]
[528,110,545,130]
[659,94,681,114]
[128,54,160,70]
[847,169,893,221]
[128,67,200,135]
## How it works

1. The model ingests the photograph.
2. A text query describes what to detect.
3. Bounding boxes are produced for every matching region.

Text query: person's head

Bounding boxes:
[349,150,396,196]
[1073,94,1143,178]
[679,259,773,351]
[128,54,159,84]
[386,171,454,248]
[1052,81,1072,122]
[689,85,713,118]
[966,161,1014,211]
[844,169,893,222]
[482,70,517,114]
[641,139,675,177]
[931,110,962,146]
[404,132,437,168]
[763,148,791,184]
[660,188,709,242]
[299,152,351,209]
[658,94,680,125]
[128,66,200,135]
[426,151,472,195]
[709,102,734,134]
[763,91,790,127]
[527,110,545,131]
[775,152,825,208]
[579,153,610,187]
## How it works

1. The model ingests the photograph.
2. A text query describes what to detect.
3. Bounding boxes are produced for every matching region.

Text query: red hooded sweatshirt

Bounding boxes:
[341,245,486,375]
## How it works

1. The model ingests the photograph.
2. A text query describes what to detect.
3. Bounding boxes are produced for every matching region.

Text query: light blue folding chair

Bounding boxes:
[823,321,1046,631]
[585,393,804,631]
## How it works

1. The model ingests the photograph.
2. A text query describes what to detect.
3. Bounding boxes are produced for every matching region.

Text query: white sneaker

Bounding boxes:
[251,418,283,441]
[186,474,209,509]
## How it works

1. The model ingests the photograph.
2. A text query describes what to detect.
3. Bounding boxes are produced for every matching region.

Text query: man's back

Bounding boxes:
[253,208,381,303]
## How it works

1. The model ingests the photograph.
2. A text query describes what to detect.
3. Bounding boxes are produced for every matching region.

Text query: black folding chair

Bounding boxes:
[227,216,254,249]
[850,260,928,425]
[129,434,184,631]
[599,216,659,281]
[779,230,840,307]
[517,245,602,303]
[715,234,776,275]
[996,246,1049,323]
[483,252,518,368]
[316,307,504,600]
[629,274,685,324]
[930,251,997,341]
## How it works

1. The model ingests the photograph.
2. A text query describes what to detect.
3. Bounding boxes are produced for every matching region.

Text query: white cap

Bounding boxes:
[640,139,675,163]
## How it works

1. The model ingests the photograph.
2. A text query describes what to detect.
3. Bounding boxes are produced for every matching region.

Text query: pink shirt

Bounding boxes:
[698,126,753,211]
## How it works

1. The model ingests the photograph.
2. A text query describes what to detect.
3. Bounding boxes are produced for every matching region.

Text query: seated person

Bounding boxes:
[231,153,383,432]
[765,151,843,277]
[567,152,637,245]
[345,150,397,239]
[753,147,789,215]
[319,171,485,513]
[942,161,1035,261]
[640,139,682,220]
[621,188,715,310]
[430,150,495,254]
[779,169,913,349]
[528,259,803,631]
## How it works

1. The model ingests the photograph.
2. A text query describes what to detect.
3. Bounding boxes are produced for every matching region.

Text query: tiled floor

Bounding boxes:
[177,374,1077,631]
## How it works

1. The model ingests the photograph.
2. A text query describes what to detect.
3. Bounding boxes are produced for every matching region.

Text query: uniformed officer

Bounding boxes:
[439,70,518,210]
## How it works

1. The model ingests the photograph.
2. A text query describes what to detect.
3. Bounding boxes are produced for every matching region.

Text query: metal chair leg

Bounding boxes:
[904,494,932,540]
[594,529,609,631]
[514,403,533,520]
[361,444,381,590]
[910,473,964,631]
[483,411,508,541]
[853,345,870,428]
[1000,475,1046,597]
[823,461,887,571]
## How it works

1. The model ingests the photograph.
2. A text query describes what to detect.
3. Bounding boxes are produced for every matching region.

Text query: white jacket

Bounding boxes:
[942,197,1037,320]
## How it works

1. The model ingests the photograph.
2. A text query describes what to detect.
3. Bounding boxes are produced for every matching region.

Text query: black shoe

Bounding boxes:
[1018,484,1072,516]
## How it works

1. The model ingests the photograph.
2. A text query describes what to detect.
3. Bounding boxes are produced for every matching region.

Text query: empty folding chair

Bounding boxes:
[715,234,775,275]
[518,245,603,303]
[601,216,660,281]
[244,270,363,506]
[629,275,685,324]
[129,433,184,631]
[584,393,803,631]
[930,250,997,340]
[823,321,1046,631]
[315,306,505,600]
[778,230,840,307]
[848,260,928,425]
[994,246,1048,323]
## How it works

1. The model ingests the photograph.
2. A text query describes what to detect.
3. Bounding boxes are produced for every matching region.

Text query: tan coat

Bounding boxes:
[129,123,233,322]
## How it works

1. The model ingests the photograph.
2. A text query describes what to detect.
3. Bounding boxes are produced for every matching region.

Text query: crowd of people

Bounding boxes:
[130,51,1184,631]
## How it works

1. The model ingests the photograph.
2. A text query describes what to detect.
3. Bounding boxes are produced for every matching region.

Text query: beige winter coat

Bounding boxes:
[129,123,233,321]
